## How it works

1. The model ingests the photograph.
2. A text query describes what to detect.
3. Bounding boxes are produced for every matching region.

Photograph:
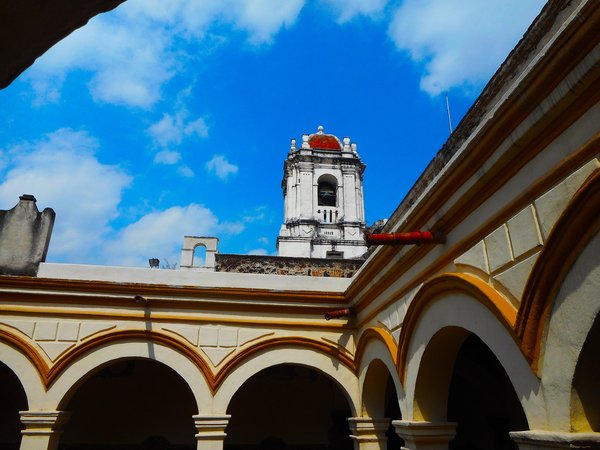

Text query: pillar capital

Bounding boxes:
[510,430,600,449]
[20,411,71,450]
[193,414,231,449]
[348,417,390,450]
[392,420,456,450]
[20,411,71,436]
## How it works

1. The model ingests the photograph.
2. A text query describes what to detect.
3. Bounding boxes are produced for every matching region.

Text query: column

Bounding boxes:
[342,167,358,222]
[348,417,390,450]
[193,414,231,450]
[20,410,71,450]
[298,163,313,219]
[510,430,600,450]
[284,169,294,221]
[392,420,456,450]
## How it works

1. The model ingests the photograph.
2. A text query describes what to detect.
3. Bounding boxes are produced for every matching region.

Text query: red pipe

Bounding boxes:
[324,308,354,321]
[365,231,445,246]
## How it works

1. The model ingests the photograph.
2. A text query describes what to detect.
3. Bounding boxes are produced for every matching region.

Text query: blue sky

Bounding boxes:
[0,0,545,267]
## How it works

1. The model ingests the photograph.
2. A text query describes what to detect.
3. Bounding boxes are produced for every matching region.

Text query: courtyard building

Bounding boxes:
[0,1,598,449]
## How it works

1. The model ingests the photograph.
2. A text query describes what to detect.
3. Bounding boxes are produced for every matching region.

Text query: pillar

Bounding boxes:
[348,417,390,450]
[19,411,70,450]
[298,162,313,219]
[392,420,456,450]
[193,414,231,450]
[510,430,600,449]
[342,166,358,222]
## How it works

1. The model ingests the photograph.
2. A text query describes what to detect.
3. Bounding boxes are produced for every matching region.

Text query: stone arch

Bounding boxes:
[355,327,404,417]
[44,334,213,412]
[517,169,600,371]
[398,273,518,382]
[212,344,359,416]
[0,329,46,406]
[399,280,542,427]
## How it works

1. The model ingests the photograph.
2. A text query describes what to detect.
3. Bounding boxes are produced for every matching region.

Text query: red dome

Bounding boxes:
[307,126,342,150]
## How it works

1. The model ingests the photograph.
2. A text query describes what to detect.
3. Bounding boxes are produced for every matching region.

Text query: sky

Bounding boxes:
[0,0,545,268]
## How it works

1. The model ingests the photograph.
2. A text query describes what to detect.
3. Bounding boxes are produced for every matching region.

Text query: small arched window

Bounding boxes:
[318,181,336,206]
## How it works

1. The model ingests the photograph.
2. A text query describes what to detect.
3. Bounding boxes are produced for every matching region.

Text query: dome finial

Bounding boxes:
[317,125,324,134]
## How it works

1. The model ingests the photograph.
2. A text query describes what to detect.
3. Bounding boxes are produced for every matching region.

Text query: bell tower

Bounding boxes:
[277,125,367,259]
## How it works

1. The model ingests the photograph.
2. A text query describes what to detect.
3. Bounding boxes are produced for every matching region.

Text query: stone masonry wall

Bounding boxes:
[215,254,364,277]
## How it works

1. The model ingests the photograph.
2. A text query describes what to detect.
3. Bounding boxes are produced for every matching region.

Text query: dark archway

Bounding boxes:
[572,313,600,432]
[0,361,27,450]
[225,364,353,450]
[59,359,197,450]
[447,334,528,450]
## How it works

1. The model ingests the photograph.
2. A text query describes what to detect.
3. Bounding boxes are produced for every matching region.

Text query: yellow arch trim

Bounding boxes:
[214,336,357,391]
[355,327,398,369]
[0,327,49,385]
[397,273,517,381]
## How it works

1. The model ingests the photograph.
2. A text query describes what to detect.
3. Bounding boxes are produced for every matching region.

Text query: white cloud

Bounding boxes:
[104,204,216,267]
[0,129,131,261]
[248,248,269,256]
[228,0,305,44]
[28,18,173,107]
[221,221,245,235]
[104,204,245,266]
[154,150,181,165]
[323,0,388,23]
[243,205,268,223]
[206,154,239,180]
[25,0,306,107]
[148,111,209,148]
[0,129,247,267]
[177,165,195,178]
[388,0,545,96]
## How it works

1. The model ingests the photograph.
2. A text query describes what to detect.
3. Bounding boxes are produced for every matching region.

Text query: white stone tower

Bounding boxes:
[277,125,367,259]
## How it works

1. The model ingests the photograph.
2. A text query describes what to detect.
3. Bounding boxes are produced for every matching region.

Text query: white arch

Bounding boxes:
[403,292,545,427]
[212,346,359,416]
[43,340,212,412]
[538,232,600,431]
[357,338,405,417]
[0,340,45,408]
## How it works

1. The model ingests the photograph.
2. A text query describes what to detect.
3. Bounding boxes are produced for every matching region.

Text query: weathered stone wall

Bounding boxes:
[0,195,55,276]
[215,254,364,277]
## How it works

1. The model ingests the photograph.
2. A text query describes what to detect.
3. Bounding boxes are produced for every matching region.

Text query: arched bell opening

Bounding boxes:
[224,363,353,450]
[571,313,600,432]
[317,175,338,208]
[0,361,27,450]
[59,359,197,450]
[447,334,528,450]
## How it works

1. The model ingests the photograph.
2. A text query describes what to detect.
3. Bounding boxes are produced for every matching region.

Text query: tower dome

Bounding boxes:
[308,125,342,150]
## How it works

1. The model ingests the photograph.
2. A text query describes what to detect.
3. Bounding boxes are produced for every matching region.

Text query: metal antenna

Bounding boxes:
[445,93,453,134]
